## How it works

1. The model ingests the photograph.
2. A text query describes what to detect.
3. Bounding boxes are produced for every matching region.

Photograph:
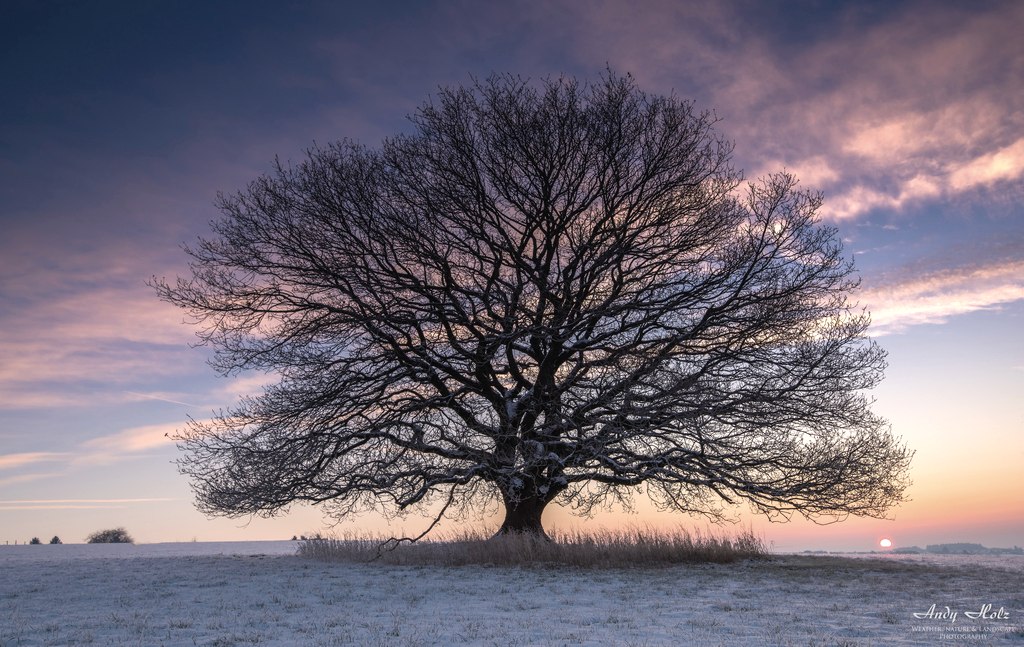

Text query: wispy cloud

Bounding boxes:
[862,260,1024,335]
[123,391,201,408]
[0,278,203,410]
[0,421,193,487]
[0,156,229,411]
[0,286,193,379]
[0,472,65,488]
[0,498,176,504]
[76,421,186,465]
[0,244,278,411]
[0,370,268,486]
[2,421,194,483]
[0,504,130,510]
[0,498,175,511]
[0,452,68,471]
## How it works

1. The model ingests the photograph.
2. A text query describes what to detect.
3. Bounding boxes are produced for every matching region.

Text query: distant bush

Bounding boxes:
[298,525,768,567]
[29,537,41,545]
[49,536,62,545]
[85,527,134,544]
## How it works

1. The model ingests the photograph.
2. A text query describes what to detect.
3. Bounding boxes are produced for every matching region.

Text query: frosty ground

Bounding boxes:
[2,542,1022,646]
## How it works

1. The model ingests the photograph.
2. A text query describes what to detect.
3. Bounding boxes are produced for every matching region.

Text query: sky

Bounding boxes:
[1,0,1021,551]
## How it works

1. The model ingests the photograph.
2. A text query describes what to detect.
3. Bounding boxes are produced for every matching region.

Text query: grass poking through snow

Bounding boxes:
[296,525,768,567]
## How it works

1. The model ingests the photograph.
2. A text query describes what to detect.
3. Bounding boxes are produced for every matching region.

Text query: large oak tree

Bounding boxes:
[155,72,912,537]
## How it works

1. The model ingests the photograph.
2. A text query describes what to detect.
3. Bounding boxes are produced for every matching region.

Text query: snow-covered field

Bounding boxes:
[2,542,1022,646]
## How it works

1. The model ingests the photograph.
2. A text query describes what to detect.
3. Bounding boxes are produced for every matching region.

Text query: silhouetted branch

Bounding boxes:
[154,71,912,536]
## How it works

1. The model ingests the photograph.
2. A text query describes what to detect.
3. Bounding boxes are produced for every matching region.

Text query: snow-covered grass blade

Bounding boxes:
[296,525,768,567]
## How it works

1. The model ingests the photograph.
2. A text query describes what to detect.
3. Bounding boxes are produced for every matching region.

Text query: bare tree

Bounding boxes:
[154,72,912,537]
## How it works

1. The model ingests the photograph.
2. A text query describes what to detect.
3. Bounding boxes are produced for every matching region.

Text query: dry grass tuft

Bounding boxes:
[297,525,767,567]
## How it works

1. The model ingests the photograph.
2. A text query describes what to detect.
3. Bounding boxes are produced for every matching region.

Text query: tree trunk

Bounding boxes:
[496,493,549,539]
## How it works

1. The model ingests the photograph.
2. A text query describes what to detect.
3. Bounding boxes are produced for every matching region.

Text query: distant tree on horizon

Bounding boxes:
[155,71,913,539]
[29,537,41,545]
[85,527,134,544]
[49,536,62,545]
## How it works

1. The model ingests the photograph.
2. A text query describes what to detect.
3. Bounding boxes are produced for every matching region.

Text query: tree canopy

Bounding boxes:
[155,72,912,536]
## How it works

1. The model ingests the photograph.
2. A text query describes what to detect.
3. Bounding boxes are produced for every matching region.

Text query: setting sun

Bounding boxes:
[880,538,893,548]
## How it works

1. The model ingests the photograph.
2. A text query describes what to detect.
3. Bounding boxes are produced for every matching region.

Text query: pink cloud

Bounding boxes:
[0,504,128,511]
[77,421,184,465]
[862,260,1024,335]
[2,419,209,484]
[949,138,1024,191]
[0,280,202,408]
[0,473,66,488]
[559,2,1024,220]
[0,452,68,471]
[0,497,175,511]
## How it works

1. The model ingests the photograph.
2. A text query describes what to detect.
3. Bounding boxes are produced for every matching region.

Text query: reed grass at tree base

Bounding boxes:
[297,525,767,567]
